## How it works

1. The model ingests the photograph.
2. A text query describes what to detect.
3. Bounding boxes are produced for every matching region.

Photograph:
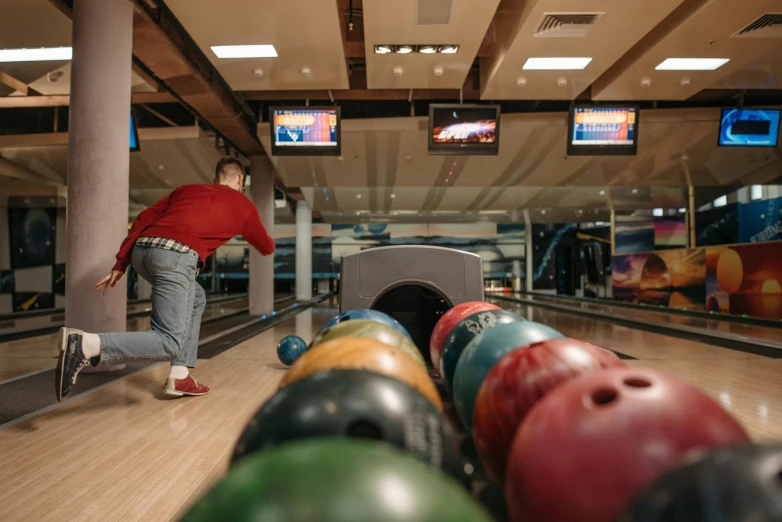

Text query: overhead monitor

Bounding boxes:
[428,104,501,155]
[567,105,639,156]
[130,112,140,152]
[718,108,781,148]
[270,107,341,156]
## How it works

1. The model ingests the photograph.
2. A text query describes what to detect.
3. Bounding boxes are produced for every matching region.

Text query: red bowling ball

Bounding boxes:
[504,367,749,522]
[429,301,500,375]
[472,338,625,484]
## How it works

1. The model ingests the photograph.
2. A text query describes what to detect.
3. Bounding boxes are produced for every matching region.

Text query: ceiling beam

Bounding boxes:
[0,72,42,96]
[0,92,176,108]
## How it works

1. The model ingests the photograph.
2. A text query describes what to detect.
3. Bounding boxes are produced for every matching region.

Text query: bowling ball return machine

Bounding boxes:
[339,245,507,519]
[339,246,484,365]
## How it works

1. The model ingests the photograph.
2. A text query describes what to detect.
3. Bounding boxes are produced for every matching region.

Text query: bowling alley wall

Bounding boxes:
[0,200,66,314]
[611,195,782,320]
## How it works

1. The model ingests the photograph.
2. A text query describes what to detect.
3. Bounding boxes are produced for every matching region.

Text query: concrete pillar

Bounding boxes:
[248,155,275,316]
[295,199,312,301]
[295,307,313,342]
[65,0,133,337]
[523,210,533,293]
[511,259,522,292]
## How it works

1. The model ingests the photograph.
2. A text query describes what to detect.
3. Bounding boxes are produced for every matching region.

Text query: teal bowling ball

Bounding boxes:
[320,309,413,342]
[277,335,307,366]
[452,321,564,430]
[439,309,522,396]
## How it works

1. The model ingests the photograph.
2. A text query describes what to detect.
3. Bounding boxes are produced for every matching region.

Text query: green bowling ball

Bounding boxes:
[179,439,493,522]
[452,320,564,431]
[310,319,427,369]
[439,309,522,396]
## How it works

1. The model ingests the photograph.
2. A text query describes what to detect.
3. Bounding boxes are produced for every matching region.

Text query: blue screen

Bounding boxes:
[719,109,781,147]
[130,113,139,151]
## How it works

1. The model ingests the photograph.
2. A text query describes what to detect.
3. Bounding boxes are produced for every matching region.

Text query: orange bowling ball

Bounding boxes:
[281,337,442,409]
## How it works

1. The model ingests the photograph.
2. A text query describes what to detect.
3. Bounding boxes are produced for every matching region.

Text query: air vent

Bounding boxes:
[417,0,452,26]
[535,13,604,38]
[734,14,782,38]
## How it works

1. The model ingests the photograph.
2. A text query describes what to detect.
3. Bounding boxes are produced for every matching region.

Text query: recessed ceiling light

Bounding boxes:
[419,45,437,54]
[439,45,459,54]
[523,57,592,70]
[599,190,605,196]
[0,47,72,62]
[390,193,396,199]
[679,208,686,213]
[211,45,278,59]
[653,208,663,217]
[396,45,414,54]
[655,58,729,71]
[632,188,638,194]
[375,45,393,54]
[356,194,362,199]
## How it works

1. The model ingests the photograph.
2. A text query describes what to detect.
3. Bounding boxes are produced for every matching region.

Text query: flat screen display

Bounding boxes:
[718,108,781,148]
[428,104,500,155]
[567,105,639,156]
[130,112,140,152]
[270,107,341,156]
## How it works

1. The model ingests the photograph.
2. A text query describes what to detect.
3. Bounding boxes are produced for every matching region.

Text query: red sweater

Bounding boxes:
[113,184,275,272]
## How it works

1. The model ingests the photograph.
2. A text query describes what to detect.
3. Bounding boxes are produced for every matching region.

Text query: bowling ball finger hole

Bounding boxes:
[346,420,384,440]
[590,387,618,407]
[622,377,651,388]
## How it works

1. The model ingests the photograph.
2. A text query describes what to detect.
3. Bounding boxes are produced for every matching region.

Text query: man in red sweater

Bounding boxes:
[55,157,275,402]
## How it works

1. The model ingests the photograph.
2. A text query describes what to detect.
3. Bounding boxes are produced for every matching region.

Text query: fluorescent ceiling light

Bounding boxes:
[655,58,729,71]
[0,47,72,62]
[396,45,414,54]
[418,45,437,54]
[375,45,393,54]
[439,45,459,54]
[211,45,278,58]
[523,57,592,70]
[653,208,663,217]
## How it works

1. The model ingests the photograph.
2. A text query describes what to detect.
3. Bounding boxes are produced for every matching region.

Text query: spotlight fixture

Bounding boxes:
[433,65,444,76]
[373,44,460,55]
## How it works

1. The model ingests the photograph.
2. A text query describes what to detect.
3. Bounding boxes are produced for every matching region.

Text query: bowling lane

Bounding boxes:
[494,298,782,441]
[520,293,782,344]
[0,299,338,522]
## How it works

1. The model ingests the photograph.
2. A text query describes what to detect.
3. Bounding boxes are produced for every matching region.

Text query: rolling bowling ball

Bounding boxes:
[619,443,782,522]
[430,301,501,375]
[473,338,625,484]
[452,321,563,431]
[504,367,749,522]
[180,439,493,522]
[280,337,442,409]
[231,369,464,483]
[276,335,307,366]
[310,319,426,368]
[319,309,413,342]
[440,309,522,396]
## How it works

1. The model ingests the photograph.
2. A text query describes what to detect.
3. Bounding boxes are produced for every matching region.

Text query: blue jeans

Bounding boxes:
[98,246,206,368]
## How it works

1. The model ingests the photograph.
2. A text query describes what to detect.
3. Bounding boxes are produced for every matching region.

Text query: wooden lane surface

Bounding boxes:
[0,298,249,383]
[0,301,338,522]
[499,300,782,442]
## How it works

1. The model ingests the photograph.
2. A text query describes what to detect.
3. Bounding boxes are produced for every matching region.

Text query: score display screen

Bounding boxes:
[428,104,500,155]
[271,108,339,155]
[719,109,781,148]
[571,107,637,148]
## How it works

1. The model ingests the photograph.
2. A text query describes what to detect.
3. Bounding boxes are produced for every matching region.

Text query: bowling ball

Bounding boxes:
[180,439,493,522]
[473,338,625,484]
[504,367,749,522]
[440,309,522,396]
[280,337,442,409]
[311,319,426,369]
[320,309,413,342]
[276,335,307,366]
[452,321,564,431]
[231,369,464,483]
[619,443,782,522]
[430,301,501,375]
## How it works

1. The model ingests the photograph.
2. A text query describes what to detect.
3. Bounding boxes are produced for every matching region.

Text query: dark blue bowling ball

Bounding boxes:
[319,309,413,342]
[277,335,307,366]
